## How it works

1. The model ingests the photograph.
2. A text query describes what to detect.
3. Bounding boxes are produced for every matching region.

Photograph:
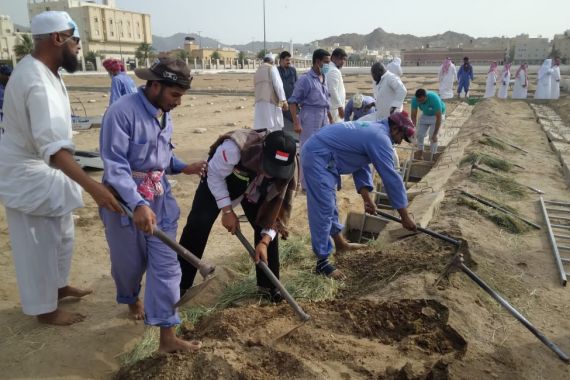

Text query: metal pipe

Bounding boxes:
[119,203,215,279]
[539,196,567,286]
[456,257,570,363]
[235,230,310,322]
[460,191,541,230]
[373,209,460,246]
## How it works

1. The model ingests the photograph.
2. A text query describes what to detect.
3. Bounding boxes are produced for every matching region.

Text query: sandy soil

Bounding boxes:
[0,71,568,379]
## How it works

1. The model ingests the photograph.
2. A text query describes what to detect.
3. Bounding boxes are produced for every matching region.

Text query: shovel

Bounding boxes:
[234,230,310,322]
[117,202,216,308]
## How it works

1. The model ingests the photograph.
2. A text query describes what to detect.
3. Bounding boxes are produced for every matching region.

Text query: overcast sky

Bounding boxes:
[1,0,569,44]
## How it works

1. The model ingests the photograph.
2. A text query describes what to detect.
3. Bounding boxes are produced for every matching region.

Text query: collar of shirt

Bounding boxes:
[309,67,325,83]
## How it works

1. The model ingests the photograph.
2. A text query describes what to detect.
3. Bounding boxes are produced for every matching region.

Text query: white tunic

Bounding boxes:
[386,58,403,77]
[0,55,82,216]
[362,71,407,121]
[512,70,528,99]
[497,68,510,99]
[534,59,552,99]
[326,64,346,123]
[438,63,457,99]
[551,65,561,99]
[484,72,497,98]
[253,66,286,131]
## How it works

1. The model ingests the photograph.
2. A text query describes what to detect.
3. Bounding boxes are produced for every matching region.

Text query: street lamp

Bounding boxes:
[197,30,202,49]
[263,0,266,53]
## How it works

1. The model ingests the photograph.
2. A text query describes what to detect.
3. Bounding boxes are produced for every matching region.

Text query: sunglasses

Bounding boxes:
[59,32,80,44]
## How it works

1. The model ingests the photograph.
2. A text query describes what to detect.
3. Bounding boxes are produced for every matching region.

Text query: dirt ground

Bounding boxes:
[0,71,569,379]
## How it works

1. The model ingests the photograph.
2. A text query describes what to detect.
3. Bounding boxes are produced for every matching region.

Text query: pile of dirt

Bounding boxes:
[116,299,466,380]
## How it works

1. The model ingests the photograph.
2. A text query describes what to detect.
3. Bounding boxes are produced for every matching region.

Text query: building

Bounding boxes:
[553,30,570,63]
[27,0,152,62]
[0,15,32,64]
[513,34,551,64]
[188,47,237,61]
[401,48,505,66]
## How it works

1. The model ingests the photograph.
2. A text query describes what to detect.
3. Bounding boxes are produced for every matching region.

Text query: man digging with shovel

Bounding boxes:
[301,112,417,280]
[179,129,297,303]
[99,55,207,353]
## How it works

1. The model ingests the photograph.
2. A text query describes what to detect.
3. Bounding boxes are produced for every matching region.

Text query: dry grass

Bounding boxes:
[461,152,513,172]
[457,196,530,234]
[478,137,507,150]
[471,171,526,198]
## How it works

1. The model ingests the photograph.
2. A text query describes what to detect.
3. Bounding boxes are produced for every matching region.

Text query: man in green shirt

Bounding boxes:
[411,88,446,160]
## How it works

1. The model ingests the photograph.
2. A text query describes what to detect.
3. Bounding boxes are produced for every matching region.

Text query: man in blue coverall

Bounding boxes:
[457,56,474,98]
[301,112,418,280]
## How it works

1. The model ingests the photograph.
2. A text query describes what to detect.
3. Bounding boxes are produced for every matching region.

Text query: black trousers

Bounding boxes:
[178,175,279,290]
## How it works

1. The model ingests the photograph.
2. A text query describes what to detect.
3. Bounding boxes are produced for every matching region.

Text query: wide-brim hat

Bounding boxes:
[135,55,192,89]
[262,130,296,179]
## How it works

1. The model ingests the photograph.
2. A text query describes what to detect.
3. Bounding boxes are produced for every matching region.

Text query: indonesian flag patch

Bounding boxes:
[275,150,289,162]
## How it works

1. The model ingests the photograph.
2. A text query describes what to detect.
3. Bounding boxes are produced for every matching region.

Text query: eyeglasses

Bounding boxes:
[59,32,80,45]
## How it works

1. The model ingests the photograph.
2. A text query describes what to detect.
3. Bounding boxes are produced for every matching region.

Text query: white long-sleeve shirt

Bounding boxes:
[368,71,407,120]
[207,139,276,239]
[325,64,346,122]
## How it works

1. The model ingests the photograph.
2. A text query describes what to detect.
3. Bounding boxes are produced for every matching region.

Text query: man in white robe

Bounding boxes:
[387,57,403,78]
[534,58,552,99]
[253,54,288,131]
[325,48,347,123]
[438,57,456,99]
[484,62,498,98]
[550,57,561,100]
[0,11,122,325]
[512,63,528,99]
[361,62,407,121]
[497,63,511,99]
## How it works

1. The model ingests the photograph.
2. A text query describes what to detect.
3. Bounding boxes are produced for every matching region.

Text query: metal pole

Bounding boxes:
[457,258,570,362]
[539,196,567,286]
[263,0,266,53]
[235,230,310,322]
[374,209,460,246]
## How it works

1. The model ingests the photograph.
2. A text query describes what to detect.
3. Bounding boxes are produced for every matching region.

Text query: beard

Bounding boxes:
[61,47,79,73]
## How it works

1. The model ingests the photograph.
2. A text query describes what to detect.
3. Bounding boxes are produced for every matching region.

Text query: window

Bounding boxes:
[110,19,113,25]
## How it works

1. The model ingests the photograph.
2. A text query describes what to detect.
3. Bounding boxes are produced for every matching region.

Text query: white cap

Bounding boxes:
[31,11,80,38]
[264,53,275,62]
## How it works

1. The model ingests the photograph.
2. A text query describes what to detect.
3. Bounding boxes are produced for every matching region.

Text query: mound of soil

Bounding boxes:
[116,299,466,380]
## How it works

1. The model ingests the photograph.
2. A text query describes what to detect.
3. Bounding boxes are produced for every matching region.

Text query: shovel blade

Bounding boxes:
[175,275,216,308]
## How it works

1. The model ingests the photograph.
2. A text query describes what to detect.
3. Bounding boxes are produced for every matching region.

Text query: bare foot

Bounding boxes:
[58,285,93,300]
[37,308,86,326]
[329,269,347,281]
[159,327,202,353]
[128,298,145,320]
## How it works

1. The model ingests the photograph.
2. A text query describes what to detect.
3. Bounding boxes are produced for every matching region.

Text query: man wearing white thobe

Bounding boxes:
[325,48,347,123]
[438,57,456,100]
[512,63,528,99]
[0,11,121,326]
[386,57,403,78]
[534,58,552,99]
[253,54,288,131]
[497,63,511,99]
[551,58,561,100]
[361,62,407,121]
[484,62,498,98]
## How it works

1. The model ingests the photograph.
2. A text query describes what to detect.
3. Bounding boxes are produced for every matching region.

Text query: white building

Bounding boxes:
[553,30,570,62]
[27,0,152,62]
[513,34,551,64]
[0,15,31,64]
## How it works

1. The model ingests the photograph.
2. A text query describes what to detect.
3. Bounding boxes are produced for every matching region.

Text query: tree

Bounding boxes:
[176,49,190,61]
[238,50,247,62]
[135,42,156,67]
[84,51,99,70]
[257,49,270,60]
[211,51,221,60]
[13,34,34,60]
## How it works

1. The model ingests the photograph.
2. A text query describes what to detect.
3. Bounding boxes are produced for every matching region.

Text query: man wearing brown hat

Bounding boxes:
[99,54,207,352]
[179,129,297,302]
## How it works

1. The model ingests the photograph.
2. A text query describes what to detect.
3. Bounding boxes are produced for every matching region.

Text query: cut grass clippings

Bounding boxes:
[478,137,507,151]
[461,152,513,172]
[458,196,530,234]
[471,170,526,198]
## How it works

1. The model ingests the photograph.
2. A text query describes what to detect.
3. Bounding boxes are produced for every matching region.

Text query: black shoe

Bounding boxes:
[259,287,284,303]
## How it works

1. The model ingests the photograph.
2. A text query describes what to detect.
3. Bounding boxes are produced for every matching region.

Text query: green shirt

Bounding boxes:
[411,91,446,116]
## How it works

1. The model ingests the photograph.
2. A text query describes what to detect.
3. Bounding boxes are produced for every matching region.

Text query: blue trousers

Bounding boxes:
[100,189,181,328]
[457,79,470,95]
[298,106,328,189]
[301,142,343,259]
